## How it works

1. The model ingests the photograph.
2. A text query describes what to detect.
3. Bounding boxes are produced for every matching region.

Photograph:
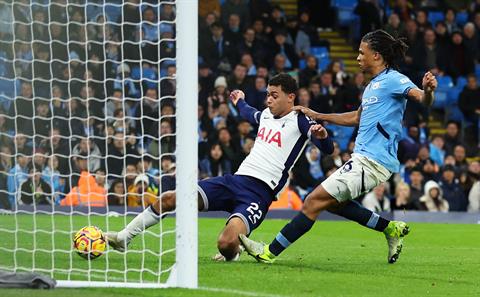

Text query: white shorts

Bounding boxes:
[321,153,392,202]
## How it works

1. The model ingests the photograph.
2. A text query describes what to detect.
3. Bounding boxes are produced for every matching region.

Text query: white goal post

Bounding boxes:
[0,0,197,289]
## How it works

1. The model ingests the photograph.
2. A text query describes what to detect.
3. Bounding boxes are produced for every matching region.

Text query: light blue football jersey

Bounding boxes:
[354,68,418,173]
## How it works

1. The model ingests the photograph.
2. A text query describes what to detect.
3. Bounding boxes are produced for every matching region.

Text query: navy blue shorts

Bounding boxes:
[198,174,273,235]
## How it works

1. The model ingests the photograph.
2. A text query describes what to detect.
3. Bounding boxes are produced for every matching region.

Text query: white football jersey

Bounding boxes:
[236,107,313,195]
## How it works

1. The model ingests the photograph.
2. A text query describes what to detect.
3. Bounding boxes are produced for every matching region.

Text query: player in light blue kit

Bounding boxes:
[240,30,437,264]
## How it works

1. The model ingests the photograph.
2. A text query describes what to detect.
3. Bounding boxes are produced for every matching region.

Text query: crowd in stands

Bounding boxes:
[0,0,478,213]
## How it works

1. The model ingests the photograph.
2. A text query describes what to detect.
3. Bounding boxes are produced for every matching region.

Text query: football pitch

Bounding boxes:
[0,214,479,297]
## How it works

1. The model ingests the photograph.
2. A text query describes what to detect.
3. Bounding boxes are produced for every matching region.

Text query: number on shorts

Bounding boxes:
[246,202,262,225]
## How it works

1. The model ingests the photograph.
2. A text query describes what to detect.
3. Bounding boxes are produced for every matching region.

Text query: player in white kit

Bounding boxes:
[106,74,334,261]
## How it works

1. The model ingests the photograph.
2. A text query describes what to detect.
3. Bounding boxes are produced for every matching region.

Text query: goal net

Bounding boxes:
[0,0,197,288]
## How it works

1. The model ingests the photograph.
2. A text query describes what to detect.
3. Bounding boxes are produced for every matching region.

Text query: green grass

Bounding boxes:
[0,214,479,296]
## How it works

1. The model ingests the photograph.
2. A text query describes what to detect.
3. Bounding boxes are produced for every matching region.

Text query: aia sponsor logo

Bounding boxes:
[257,127,282,147]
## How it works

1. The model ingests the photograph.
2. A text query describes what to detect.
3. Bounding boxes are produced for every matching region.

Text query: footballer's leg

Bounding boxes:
[241,185,337,263]
[213,217,248,261]
[107,191,204,251]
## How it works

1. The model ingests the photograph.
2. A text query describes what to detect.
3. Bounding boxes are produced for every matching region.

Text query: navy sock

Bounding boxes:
[269,212,315,256]
[329,200,389,232]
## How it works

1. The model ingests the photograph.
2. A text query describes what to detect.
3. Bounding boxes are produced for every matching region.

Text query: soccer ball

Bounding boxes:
[73,226,106,260]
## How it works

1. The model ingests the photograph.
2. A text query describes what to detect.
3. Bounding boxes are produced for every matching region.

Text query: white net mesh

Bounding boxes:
[0,0,187,287]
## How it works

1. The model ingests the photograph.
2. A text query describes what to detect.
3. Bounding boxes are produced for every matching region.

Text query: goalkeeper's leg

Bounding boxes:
[107,191,204,251]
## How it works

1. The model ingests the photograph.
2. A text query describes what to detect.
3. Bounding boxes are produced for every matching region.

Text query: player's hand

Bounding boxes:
[422,71,437,93]
[292,106,321,121]
[310,124,328,139]
[229,90,245,106]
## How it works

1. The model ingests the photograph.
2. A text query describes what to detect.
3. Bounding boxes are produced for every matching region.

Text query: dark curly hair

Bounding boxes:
[361,30,408,70]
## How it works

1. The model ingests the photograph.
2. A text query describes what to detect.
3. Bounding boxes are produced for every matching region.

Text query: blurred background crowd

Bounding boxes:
[0,0,478,213]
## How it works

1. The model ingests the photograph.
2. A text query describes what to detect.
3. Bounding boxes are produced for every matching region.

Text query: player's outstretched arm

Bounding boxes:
[297,114,334,154]
[293,106,361,127]
[230,89,261,125]
[407,71,437,106]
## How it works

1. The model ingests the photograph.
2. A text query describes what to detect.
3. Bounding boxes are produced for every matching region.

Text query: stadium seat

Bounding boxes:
[327,124,355,151]
[428,11,445,26]
[446,105,465,123]
[456,12,468,26]
[436,75,453,88]
[318,57,331,71]
[310,46,329,59]
[432,89,448,109]
[447,88,462,105]
[455,76,467,90]
[332,0,358,7]
[298,59,306,70]
[475,64,480,77]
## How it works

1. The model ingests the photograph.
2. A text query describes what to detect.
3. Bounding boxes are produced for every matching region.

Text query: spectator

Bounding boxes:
[19,165,52,206]
[217,127,240,171]
[297,87,311,108]
[415,9,432,35]
[417,145,440,181]
[443,121,462,155]
[410,28,447,79]
[7,150,30,208]
[108,179,125,206]
[268,54,288,77]
[298,55,318,88]
[224,13,243,47]
[408,166,425,209]
[8,81,34,136]
[127,173,158,208]
[384,13,406,38]
[249,0,272,22]
[453,145,468,172]
[439,164,468,211]
[265,5,286,35]
[221,0,250,30]
[72,137,103,173]
[354,0,382,38]
[309,72,339,114]
[419,180,449,212]
[285,15,310,59]
[338,72,364,112]
[245,76,267,111]
[227,63,251,91]
[446,30,475,78]
[42,154,65,205]
[463,23,479,63]
[237,27,268,65]
[458,74,480,143]
[232,120,254,157]
[291,144,323,192]
[392,182,416,210]
[429,135,446,166]
[434,21,449,47]
[199,21,237,71]
[362,183,391,212]
[240,53,257,77]
[327,60,348,87]
[135,88,159,139]
[393,0,414,22]
[444,8,459,34]
[270,183,303,210]
[467,161,480,212]
[270,29,298,70]
[61,168,107,207]
[398,126,423,163]
[0,145,13,209]
[147,118,175,157]
[199,143,232,178]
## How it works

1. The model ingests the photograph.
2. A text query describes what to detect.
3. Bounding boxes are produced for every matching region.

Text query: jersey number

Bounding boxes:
[246,202,262,225]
